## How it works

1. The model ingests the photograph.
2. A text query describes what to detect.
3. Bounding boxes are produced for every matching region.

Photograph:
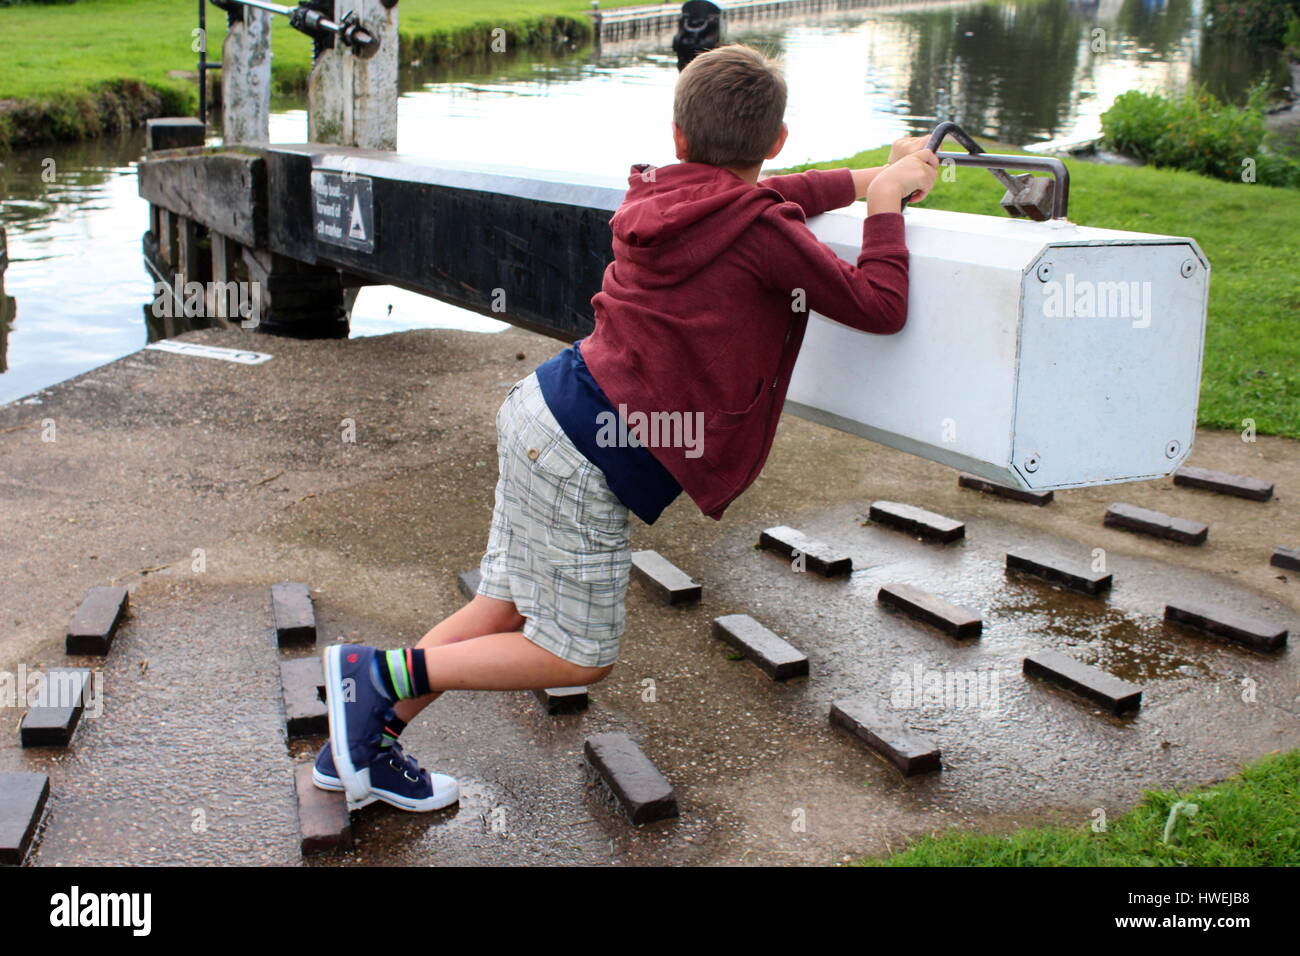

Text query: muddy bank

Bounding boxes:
[0,80,187,153]
[0,327,1295,866]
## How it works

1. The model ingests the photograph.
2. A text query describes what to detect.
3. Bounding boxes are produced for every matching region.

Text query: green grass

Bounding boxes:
[0,0,651,145]
[778,145,1300,439]
[0,0,650,98]
[855,750,1299,866]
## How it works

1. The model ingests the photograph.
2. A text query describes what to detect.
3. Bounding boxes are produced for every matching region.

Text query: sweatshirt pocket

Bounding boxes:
[701,378,766,472]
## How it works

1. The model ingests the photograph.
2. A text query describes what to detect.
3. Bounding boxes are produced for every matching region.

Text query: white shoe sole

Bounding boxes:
[312,767,378,810]
[373,779,460,813]
[323,645,371,803]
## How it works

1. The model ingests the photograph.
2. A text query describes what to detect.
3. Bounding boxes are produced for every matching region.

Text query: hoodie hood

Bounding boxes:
[609,162,785,288]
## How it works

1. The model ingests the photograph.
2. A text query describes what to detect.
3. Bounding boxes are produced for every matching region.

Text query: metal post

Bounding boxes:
[307,0,398,148]
[198,0,208,126]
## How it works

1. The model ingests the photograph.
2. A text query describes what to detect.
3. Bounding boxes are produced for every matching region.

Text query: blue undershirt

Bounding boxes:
[534,339,682,525]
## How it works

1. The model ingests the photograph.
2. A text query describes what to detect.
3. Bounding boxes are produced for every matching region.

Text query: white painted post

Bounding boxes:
[221,5,272,144]
[308,0,399,149]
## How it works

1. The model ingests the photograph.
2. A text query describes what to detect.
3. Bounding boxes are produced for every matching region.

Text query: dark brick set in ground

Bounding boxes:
[711,614,809,681]
[869,500,965,543]
[268,582,354,856]
[1272,547,1300,573]
[583,732,679,825]
[1006,548,1113,596]
[1173,465,1274,502]
[3,583,130,861]
[456,567,481,601]
[758,525,852,576]
[0,772,49,866]
[829,699,942,776]
[533,686,589,715]
[272,582,317,646]
[1164,601,1289,653]
[1104,503,1209,545]
[877,583,982,640]
[293,762,351,854]
[65,585,128,655]
[19,669,93,747]
[1023,651,1143,715]
[958,473,1054,505]
[630,550,701,605]
[281,657,328,738]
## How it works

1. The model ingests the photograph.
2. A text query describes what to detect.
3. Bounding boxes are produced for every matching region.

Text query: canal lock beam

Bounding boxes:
[137,124,619,343]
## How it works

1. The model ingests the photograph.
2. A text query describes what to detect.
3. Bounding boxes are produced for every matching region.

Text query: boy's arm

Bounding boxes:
[757,205,910,335]
[757,167,859,218]
[759,136,934,214]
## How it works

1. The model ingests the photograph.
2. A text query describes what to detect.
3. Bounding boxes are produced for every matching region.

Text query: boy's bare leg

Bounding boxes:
[395,623,611,719]
[419,632,613,692]
[392,594,527,722]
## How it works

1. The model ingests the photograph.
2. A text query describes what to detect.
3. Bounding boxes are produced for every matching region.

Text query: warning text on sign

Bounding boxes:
[310,171,376,254]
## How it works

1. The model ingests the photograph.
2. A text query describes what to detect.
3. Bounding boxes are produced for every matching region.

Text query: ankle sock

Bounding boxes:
[380,715,407,749]
[372,648,433,701]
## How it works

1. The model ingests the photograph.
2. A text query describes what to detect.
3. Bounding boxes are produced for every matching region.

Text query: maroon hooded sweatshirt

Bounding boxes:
[580,161,909,520]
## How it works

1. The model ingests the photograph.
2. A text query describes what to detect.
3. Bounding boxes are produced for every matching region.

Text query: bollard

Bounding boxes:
[308,0,399,149]
[220,2,273,144]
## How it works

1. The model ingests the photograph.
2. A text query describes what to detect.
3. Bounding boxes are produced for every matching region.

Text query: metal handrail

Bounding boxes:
[902,120,1071,220]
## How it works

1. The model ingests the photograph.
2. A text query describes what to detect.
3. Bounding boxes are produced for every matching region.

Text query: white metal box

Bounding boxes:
[785,204,1209,490]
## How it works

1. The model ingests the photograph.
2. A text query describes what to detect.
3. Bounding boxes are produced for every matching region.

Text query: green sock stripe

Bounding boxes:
[385,649,411,699]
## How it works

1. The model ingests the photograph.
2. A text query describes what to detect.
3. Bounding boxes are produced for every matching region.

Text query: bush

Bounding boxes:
[1206,0,1300,44]
[1102,87,1300,188]
[1286,13,1300,55]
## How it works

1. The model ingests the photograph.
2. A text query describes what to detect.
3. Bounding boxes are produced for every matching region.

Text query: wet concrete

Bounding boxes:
[0,326,1295,866]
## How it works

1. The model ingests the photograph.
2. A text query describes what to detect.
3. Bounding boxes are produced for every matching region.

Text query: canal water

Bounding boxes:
[0,0,1288,405]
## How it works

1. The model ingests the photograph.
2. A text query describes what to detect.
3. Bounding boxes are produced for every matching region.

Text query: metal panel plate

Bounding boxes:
[1011,241,1207,488]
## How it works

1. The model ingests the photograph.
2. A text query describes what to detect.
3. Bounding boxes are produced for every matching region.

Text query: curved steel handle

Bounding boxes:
[900,121,1070,220]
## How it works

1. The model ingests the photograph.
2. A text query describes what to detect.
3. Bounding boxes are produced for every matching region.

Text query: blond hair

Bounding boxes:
[673,45,787,167]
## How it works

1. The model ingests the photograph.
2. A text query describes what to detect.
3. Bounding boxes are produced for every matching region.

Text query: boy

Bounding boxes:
[316,44,939,810]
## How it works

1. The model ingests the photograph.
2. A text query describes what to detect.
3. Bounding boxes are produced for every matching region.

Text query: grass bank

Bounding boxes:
[0,0,649,150]
[779,145,1300,439]
[856,749,1299,866]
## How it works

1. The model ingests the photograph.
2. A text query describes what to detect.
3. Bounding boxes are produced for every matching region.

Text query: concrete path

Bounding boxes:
[1,327,1295,865]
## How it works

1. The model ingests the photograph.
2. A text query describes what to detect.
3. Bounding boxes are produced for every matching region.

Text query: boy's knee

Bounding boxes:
[582,663,615,685]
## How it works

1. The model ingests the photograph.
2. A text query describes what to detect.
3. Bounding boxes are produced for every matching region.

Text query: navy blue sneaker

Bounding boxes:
[312,743,377,809]
[313,740,459,813]
[323,644,394,802]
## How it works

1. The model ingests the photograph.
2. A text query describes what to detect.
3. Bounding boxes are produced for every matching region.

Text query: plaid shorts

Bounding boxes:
[477,372,632,668]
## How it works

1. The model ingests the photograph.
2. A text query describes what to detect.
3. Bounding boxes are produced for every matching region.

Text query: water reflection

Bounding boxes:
[0,0,1290,405]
